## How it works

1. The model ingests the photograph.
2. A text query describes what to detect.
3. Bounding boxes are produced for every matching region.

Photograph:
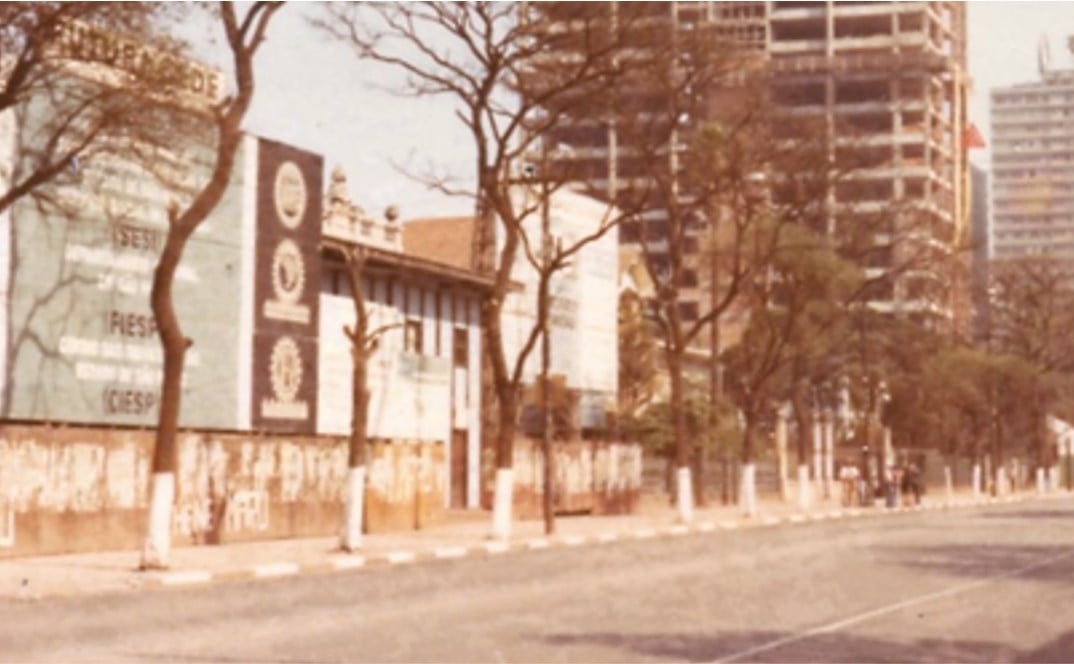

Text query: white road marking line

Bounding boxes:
[433,547,467,559]
[331,556,366,570]
[385,551,416,565]
[158,571,212,586]
[252,563,298,578]
[710,548,1074,664]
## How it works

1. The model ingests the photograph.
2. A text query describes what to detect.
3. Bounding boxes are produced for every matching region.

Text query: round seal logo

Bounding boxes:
[271,238,305,304]
[274,161,307,229]
[269,336,303,404]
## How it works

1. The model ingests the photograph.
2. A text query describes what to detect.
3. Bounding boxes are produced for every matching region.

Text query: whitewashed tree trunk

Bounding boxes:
[740,463,757,517]
[971,463,982,498]
[490,468,514,540]
[140,472,174,570]
[676,466,694,523]
[796,464,811,510]
[997,466,1009,496]
[340,466,366,551]
[1036,466,1046,495]
[943,465,954,502]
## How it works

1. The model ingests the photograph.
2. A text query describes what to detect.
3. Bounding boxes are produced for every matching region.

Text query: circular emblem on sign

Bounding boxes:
[274,161,307,229]
[271,238,305,304]
[269,336,303,403]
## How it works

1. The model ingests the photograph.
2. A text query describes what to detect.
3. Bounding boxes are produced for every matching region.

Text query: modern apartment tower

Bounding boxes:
[534,1,971,334]
[991,37,1074,261]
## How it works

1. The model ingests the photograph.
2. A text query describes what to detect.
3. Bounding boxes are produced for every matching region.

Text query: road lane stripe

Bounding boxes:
[710,548,1074,663]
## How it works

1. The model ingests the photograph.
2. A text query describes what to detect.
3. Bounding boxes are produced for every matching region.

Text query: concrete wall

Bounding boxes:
[0,424,445,558]
[488,439,643,518]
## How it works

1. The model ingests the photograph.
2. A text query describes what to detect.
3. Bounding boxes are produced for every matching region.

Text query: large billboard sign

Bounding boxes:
[0,103,247,428]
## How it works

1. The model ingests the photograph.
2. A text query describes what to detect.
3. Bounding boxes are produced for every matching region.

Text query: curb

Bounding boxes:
[141,491,1058,590]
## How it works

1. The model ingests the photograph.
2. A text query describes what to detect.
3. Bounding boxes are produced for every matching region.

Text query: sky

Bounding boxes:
[194,2,1074,221]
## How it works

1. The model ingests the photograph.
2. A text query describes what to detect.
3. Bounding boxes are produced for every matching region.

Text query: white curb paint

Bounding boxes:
[761,516,780,526]
[596,532,619,543]
[527,539,551,550]
[433,547,467,559]
[484,541,510,555]
[386,551,417,565]
[332,556,366,570]
[253,563,299,578]
[634,528,657,539]
[719,522,739,530]
[667,525,689,536]
[158,571,212,586]
[698,522,717,532]
[562,535,586,547]
[789,515,806,524]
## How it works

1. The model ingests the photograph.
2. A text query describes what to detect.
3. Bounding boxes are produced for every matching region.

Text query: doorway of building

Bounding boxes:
[451,429,468,508]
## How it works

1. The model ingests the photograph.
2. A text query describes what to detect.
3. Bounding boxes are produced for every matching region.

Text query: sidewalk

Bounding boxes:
[0,488,1059,601]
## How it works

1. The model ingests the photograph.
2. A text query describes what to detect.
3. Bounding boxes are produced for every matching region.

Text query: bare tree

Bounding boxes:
[141,1,282,570]
[0,3,197,217]
[318,2,631,540]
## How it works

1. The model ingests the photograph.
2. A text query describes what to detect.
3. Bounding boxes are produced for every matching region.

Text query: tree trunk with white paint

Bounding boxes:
[796,464,811,510]
[740,463,757,517]
[971,462,982,498]
[1036,466,1046,495]
[140,4,280,570]
[490,468,514,540]
[676,466,694,524]
[141,472,174,569]
[943,464,954,502]
[341,466,366,551]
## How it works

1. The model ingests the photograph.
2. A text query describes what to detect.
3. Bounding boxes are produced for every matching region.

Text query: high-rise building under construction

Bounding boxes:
[534,2,971,336]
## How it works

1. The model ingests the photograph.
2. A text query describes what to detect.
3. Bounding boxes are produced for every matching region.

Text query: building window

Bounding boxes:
[404,319,423,354]
[678,301,699,321]
[452,327,468,367]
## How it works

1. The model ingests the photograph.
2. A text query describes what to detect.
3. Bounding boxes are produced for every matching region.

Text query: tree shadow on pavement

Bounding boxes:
[538,629,1014,663]
[879,543,1074,584]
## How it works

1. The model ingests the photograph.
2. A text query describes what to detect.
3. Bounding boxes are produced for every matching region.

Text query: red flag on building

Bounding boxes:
[963,123,986,150]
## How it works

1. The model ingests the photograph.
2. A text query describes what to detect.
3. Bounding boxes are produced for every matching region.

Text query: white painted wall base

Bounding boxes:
[943,465,954,501]
[676,466,694,524]
[740,463,756,518]
[340,466,366,551]
[489,468,514,541]
[971,463,982,497]
[140,472,174,570]
[796,465,811,510]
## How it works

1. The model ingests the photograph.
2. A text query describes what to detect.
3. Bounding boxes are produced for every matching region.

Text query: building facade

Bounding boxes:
[991,37,1074,261]
[534,1,971,333]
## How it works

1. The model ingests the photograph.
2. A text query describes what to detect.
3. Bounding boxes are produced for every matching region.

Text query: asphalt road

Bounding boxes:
[5,498,1074,663]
